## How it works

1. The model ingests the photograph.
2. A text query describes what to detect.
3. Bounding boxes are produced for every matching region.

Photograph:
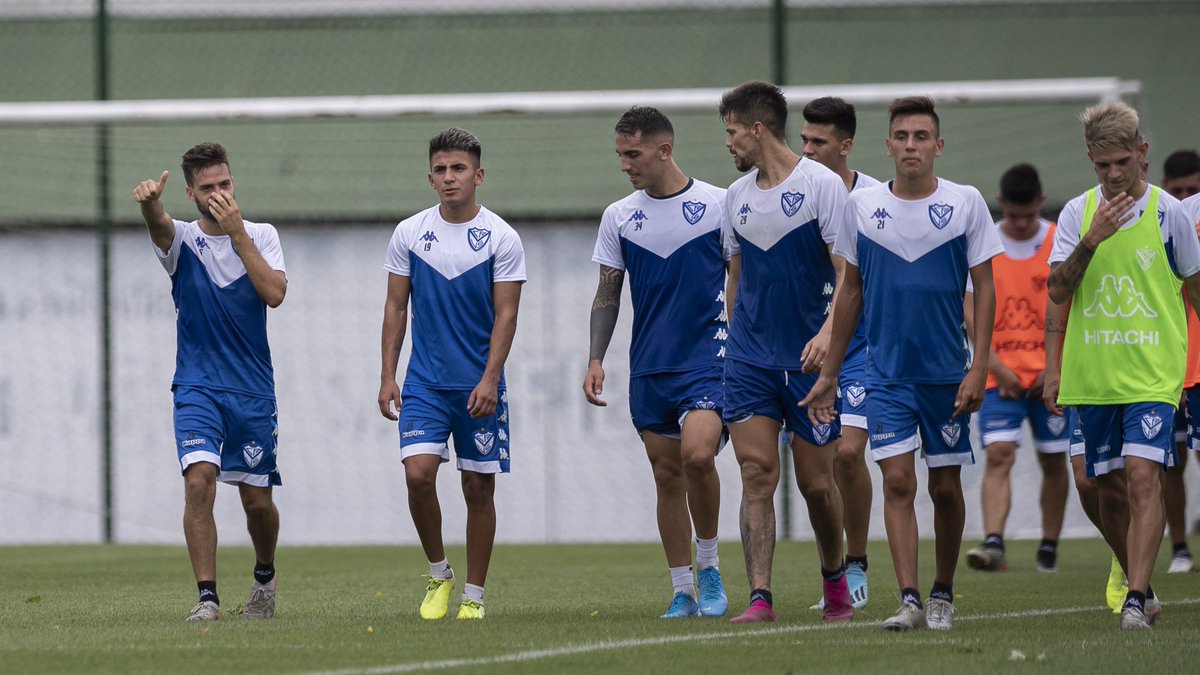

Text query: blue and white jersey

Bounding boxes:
[593,178,729,376]
[385,205,526,391]
[845,171,882,360]
[836,178,1003,384]
[156,219,285,399]
[724,158,847,369]
[1049,185,1200,278]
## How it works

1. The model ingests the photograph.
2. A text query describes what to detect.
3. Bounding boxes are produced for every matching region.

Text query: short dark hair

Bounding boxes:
[429,127,482,163]
[999,163,1043,204]
[615,106,674,140]
[1163,149,1200,181]
[180,142,230,186]
[802,96,857,140]
[719,81,788,139]
[888,96,940,136]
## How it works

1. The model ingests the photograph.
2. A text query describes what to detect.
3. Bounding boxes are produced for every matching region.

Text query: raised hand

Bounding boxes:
[1084,192,1136,246]
[133,170,169,204]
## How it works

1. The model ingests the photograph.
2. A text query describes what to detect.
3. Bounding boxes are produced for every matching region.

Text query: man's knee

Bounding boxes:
[462,473,496,510]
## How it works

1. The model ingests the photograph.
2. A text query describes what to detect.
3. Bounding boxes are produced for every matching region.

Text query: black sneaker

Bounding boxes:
[1035,545,1058,573]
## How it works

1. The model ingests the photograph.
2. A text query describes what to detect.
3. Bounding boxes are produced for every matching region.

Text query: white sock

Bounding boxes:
[429,558,452,579]
[696,537,719,570]
[462,583,485,604]
[670,565,696,598]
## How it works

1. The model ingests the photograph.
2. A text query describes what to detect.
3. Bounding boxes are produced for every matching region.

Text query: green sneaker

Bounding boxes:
[420,573,455,621]
[456,598,485,620]
[1106,555,1127,614]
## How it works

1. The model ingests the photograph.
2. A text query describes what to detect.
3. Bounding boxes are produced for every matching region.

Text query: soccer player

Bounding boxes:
[583,106,729,619]
[803,96,1003,632]
[964,164,1070,574]
[133,142,286,622]
[1047,102,1200,630]
[378,128,526,621]
[1162,149,1200,574]
[718,81,853,624]
[799,96,880,611]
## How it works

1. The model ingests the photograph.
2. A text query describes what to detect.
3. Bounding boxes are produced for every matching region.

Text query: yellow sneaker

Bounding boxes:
[1106,554,1128,614]
[419,574,454,621]
[456,598,485,620]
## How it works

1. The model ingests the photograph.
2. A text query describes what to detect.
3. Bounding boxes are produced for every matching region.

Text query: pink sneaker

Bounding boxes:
[822,576,853,622]
[730,598,776,623]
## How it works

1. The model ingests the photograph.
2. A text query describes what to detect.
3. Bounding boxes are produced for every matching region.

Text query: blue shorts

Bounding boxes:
[723,359,839,447]
[867,382,973,467]
[1076,402,1179,478]
[838,348,869,430]
[173,385,281,487]
[399,383,510,474]
[1187,387,1200,451]
[978,388,1070,453]
[1176,400,1188,444]
[629,367,724,438]
[1066,407,1085,459]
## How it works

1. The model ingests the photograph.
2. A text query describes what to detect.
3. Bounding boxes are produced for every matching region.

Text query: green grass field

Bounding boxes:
[2,539,1197,674]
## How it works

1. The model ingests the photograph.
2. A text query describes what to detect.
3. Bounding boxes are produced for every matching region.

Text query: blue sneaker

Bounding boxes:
[661,592,700,619]
[846,561,868,609]
[696,566,728,617]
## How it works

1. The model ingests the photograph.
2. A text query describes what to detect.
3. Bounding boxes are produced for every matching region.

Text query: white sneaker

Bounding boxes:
[187,600,220,622]
[1168,552,1194,574]
[244,577,276,619]
[925,597,954,630]
[1120,605,1151,630]
[882,601,926,632]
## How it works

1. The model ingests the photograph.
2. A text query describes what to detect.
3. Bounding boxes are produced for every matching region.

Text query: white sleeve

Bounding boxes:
[965,188,1004,268]
[832,193,859,266]
[591,205,625,270]
[254,223,286,274]
[818,172,848,245]
[1165,199,1200,279]
[713,190,733,262]
[724,188,742,258]
[1048,199,1083,265]
[383,223,410,276]
[492,226,527,283]
[155,219,187,276]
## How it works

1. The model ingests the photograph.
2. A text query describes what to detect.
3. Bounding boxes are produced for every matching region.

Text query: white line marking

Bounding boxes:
[303,598,1200,675]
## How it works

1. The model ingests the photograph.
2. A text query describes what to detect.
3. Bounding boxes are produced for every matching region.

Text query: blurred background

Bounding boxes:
[1,0,1197,546]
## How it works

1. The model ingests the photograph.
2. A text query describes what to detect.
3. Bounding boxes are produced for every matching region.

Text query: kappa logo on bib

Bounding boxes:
[474,430,495,455]
[940,421,961,447]
[243,441,265,469]
[780,191,805,217]
[467,227,491,251]
[1141,412,1164,440]
[682,200,707,225]
[1083,274,1158,318]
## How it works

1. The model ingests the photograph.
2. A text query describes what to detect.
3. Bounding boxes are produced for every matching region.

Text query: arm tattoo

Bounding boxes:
[588,266,624,362]
[1044,316,1067,333]
[1047,242,1096,300]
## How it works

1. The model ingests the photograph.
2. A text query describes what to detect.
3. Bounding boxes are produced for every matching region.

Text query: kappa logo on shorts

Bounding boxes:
[474,430,495,455]
[1046,415,1066,436]
[467,226,491,251]
[498,428,508,442]
[780,191,805,217]
[682,200,707,225]
[243,441,264,469]
[813,423,833,445]
[1141,411,1164,439]
[844,385,866,408]
[940,421,961,447]
[929,203,954,229]
[499,447,509,461]
[497,411,508,424]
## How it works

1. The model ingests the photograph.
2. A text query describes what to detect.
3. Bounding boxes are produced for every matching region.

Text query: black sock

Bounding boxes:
[1173,542,1191,556]
[846,555,868,572]
[750,589,773,606]
[1038,539,1057,553]
[1147,585,1156,601]
[198,580,219,606]
[900,587,922,609]
[983,533,1004,550]
[254,561,276,585]
[1123,590,1146,611]
[930,581,953,603]
[821,564,845,583]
